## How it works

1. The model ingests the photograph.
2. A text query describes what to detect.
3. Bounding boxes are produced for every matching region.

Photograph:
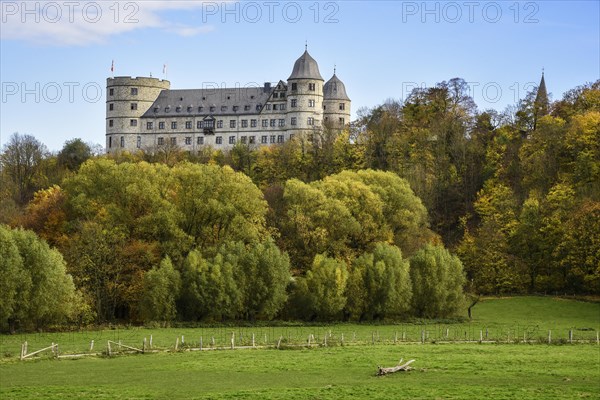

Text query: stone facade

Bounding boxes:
[105,50,351,154]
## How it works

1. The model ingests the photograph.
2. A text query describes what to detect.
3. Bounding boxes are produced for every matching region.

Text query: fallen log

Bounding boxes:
[377,358,415,376]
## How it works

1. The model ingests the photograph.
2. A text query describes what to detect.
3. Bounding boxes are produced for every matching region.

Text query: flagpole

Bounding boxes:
[111,60,114,78]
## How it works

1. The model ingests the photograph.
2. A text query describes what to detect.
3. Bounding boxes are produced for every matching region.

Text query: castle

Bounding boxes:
[105,49,351,153]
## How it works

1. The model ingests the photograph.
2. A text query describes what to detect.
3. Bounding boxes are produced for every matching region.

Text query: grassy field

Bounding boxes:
[1,296,599,399]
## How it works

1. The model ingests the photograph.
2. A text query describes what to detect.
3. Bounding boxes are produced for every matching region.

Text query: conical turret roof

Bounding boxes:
[288,50,323,81]
[324,73,350,101]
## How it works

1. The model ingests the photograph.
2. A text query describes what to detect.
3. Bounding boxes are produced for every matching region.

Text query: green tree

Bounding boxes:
[0,225,23,331]
[297,254,348,321]
[410,244,466,318]
[140,256,181,324]
[346,243,412,320]
[57,138,93,171]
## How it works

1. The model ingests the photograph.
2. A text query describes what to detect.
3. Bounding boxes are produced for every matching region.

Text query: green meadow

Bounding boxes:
[1,297,598,399]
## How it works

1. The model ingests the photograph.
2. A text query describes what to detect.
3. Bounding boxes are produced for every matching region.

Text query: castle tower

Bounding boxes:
[286,49,324,134]
[106,76,170,153]
[323,68,351,128]
[533,71,549,128]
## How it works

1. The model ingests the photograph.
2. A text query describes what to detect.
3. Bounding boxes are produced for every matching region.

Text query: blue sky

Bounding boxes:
[1,1,598,151]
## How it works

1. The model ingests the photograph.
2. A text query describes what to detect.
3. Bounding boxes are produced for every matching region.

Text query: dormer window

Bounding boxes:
[233,106,239,112]
[256,104,262,111]
[187,106,193,112]
[165,106,171,113]
[199,106,204,112]
[154,106,159,113]
[244,105,251,111]
[221,106,227,112]
[176,106,182,113]
[273,93,279,99]
[210,106,216,112]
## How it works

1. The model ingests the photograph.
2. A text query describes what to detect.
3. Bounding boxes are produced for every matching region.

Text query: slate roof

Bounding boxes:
[141,86,274,118]
[288,50,324,81]
[323,74,350,101]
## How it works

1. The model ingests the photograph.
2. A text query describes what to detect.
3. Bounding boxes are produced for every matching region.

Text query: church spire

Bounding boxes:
[534,69,549,119]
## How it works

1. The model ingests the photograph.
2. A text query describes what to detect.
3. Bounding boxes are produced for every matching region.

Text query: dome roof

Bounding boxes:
[288,50,323,81]
[323,74,350,100]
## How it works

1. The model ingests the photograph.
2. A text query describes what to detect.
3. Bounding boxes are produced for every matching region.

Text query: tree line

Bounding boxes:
[1,77,598,330]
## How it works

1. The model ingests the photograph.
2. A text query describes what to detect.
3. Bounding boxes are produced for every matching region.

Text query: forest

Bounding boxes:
[1,78,598,331]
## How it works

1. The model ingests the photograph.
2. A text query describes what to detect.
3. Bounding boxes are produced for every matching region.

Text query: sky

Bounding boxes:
[1,0,599,151]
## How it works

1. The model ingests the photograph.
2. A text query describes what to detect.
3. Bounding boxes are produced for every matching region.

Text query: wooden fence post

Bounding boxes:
[90,340,94,352]
[341,333,344,346]
[252,333,255,348]
[421,330,425,343]
[277,336,282,349]
[150,335,153,349]
[200,337,203,351]
[569,330,573,344]
[107,341,112,356]
[548,330,551,344]
[479,330,483,343]
[175,337,179,351]
[231,332,235,350]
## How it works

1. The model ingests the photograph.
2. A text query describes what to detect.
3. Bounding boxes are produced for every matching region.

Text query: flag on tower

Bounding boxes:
[111,60,114,72]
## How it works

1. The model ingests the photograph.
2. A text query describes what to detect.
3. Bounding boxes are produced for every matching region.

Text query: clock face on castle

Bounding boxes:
[105,50,351,154]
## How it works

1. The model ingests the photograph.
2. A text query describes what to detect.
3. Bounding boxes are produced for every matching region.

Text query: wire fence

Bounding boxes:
[4,325,599,361]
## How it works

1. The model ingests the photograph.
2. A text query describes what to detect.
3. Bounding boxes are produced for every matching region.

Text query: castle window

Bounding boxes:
[137,136,141,149]
[291,117,297,126]
[291,83,297,91]
[109,88,114,96]
[197,121,203,129]
[154,107,159,113]
[199,106,204,112]
[241,120,248,128]
[277,135,284,143]
[217,120,223,128]
[197,136,204,145]
[185,121,192,129]
[120,136,125,147]
[280,104,286,110]
[291,99,297,108]
[109,137,112,147]
[185,137,192,145]
[308,83,315,91]
[262,119,268,128]
[251,119,257,127]
[130,119,137,127]
[273,93,278,99]
[265,104,271,110]
[159,122,165,130]
[205,119,215,129]
[109,103,114,111]
[339,103,345,111]
[307,117,314,126]
[147,122,153,130]
[176,106,182,113]
[158,137,164,145]
[216,136,223,145]
[171,121,177,129]
[273,104,278,111]
[233,106,239,112]
[270,135,276,144]
[221,106,227,112]
[308,99,315,108]
[270,119,276,127]
[323,105,326,110]
[165,106,171,113]
[339,117,345,124]
[131,103,138,110]
[171,137,177,145]
[244,105,251,111]
[229,136,236,144]
[241,136,247,144]
[280,92,285,98]
[249,136,255,144]
[187,106,193,112]
[261,135,268,144]
[109,119,114,127]
[131,88,138,96]
[210,106,216,112]
[278,119,285,127]
[256,104,262,111]
[230,120,236,128]
[289,133,295,140]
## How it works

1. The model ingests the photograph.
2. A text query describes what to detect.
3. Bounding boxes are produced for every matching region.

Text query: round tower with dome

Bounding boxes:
[285,49,325,133]
[323,68,351,128]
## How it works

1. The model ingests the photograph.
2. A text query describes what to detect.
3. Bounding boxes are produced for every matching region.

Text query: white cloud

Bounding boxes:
[0,1,219,46]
